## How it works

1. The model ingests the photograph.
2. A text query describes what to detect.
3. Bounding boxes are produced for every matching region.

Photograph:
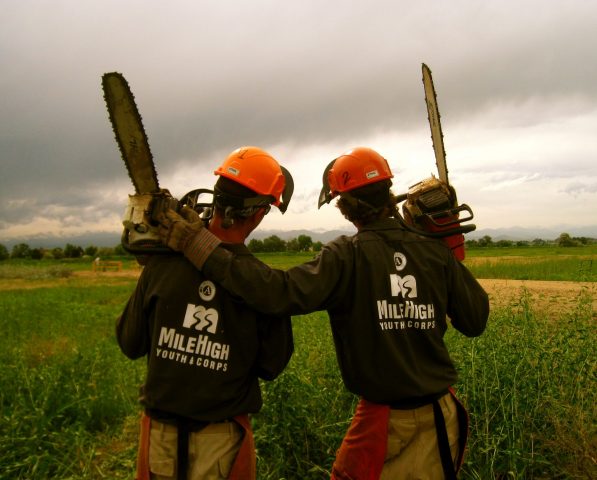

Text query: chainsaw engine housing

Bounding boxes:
[121,191,181,254]
[401,175,475,261]
[121,189,215,254]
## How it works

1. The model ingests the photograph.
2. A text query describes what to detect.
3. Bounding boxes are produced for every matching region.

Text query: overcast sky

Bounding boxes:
[1,0,597,245]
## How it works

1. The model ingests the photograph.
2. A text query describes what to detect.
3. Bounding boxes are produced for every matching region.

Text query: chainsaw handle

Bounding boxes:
[424,203,474,228]
[120,229,176,255]
[406,222,476,238]
[395,213,476,239]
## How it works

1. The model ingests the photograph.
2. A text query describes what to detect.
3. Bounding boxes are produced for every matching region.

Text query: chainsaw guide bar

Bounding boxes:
[102,72,160,194]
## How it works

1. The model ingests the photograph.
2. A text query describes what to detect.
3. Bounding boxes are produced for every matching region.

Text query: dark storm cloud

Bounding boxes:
[1,0,597,238]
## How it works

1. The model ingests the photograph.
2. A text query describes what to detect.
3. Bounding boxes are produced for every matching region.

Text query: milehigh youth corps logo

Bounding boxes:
[376,251,437,331]
[155,281,230,372]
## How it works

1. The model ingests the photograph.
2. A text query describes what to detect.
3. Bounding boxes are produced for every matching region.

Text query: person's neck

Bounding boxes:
[208,212,254,244]
[208,222,247,244]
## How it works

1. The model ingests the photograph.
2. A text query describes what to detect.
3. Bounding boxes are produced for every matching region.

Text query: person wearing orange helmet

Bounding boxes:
[116,146,294,480]
[158,146,489,479]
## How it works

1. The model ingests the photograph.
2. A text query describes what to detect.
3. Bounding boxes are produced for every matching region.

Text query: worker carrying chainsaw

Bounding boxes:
[157,146,489,479]
[116,146,294,480]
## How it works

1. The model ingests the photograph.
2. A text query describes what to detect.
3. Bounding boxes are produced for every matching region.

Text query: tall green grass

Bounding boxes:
[0,283,143,479]
[254,313,355,479]
[0,252,595,479]
[446,287,596,479]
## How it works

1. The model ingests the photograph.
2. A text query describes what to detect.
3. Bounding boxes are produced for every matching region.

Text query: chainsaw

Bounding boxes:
[101,72,213,254]
[398,63,476,260]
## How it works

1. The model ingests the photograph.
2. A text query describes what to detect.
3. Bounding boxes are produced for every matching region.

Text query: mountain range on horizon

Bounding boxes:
[2,224,597,250]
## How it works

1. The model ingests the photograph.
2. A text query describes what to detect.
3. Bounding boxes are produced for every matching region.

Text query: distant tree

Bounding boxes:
[573,236,590,245]
[286,238,300,252]
[515,240,529,247]
[477,235,493,247]
[11,243,31,259]
[113,244,132,256]
[97,246,115,257]
[51,247,64,260]
[0,244,8,261]
[532,238,546,246]
[30,248,44,260]
[248,239,264,253]
[465,239,479,248]
[263,235,286,252]
[556,232,578,247]
[64,243,84,258]
[85,245,99,257]
[496,240,513,248]
[297,234,313,252]
[312,241,323,252]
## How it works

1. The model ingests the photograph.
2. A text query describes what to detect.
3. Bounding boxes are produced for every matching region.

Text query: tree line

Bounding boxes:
[465,232,595,248]
[0,243,128,261]
[0,232,594,261]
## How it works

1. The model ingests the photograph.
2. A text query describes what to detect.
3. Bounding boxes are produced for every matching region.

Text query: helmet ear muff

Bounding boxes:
[278,165,294,214]
[317,159,336,209]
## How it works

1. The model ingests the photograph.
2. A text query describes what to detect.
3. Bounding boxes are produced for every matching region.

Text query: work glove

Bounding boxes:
[179,205,202,223]
[157,209,221,269]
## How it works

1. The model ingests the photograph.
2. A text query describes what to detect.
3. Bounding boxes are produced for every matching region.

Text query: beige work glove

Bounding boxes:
[157,208,221,269]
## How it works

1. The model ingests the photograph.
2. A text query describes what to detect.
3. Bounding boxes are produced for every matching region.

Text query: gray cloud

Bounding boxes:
[562,182,597,195]
[1,0,597,241]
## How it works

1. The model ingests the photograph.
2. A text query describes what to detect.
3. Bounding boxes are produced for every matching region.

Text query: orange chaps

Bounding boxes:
[135,413,255,480]
[331,389,468,480]
[331,399,390,480]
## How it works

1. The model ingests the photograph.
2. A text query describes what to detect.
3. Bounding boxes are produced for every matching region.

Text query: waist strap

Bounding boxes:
[388,389,449,410]
[177,423,189,480]
[433,399,457,480]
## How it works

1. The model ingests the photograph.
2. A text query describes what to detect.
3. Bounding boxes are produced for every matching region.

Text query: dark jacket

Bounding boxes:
[202,219,488,404]
[116,244,294,422]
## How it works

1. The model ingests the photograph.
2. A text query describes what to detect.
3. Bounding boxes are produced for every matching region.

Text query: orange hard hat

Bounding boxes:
[214,146,294,213]
[318,147,393,208]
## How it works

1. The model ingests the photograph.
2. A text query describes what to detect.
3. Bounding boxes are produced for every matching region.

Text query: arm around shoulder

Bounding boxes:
[447,261,490,337]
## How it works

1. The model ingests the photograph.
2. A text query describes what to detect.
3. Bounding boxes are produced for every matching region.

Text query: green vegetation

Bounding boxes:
[252,248,597,282]
[446,289,595,479]
[0,283,143,479]
[0,257,141,277]
[0,249,594,478]
[464,256,596,282]
[465,244,597,258]
[461,244,596,282]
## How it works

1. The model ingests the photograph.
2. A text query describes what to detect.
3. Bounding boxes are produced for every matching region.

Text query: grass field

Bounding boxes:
[0,247,595,479]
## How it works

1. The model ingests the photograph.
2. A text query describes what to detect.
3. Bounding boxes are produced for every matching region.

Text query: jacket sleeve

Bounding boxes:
[115,269,151,359]
[202,244,348,316]
[446,256,490,337]
[255,314,294,381]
